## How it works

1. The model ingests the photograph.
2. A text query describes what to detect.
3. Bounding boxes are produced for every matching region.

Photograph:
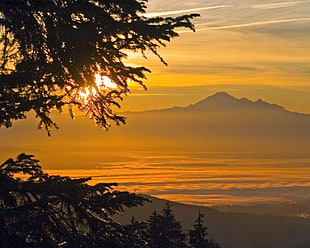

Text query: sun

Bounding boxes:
[78,74,117,101]
[95,74,117,89]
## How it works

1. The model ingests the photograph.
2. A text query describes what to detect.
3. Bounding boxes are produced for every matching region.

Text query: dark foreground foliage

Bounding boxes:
[0,153,148,247]
[0,154,222,248]
[0,0,198,133]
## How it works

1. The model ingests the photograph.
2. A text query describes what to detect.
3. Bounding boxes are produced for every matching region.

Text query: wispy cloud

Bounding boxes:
[144,5,231,18]
[180,17,310,32]
[252,1,307,9]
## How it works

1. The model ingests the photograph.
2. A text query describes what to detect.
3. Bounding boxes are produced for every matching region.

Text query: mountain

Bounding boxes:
[187,92,286,112]
[145,92,288,112]
[123,92,310,153]
[115,195,310,248]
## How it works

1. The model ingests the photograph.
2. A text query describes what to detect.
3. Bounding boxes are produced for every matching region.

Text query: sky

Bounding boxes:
[1,0,310,207]
[122,0,310,113]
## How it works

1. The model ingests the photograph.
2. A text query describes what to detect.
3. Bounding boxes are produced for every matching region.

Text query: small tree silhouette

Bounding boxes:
[189,211,221,248]
[147,203,187,248]
[122,216,149,248]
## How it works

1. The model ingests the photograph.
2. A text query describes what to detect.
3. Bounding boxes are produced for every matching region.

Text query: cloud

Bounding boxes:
[144,5,231,18]
[252,1,307,9]
[180,17,310,32]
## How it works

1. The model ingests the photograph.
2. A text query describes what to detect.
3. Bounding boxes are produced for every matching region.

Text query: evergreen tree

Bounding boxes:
[0,0,198,134]
[0,153,148,247]
[0,1,198,247]
[189,211,221,248]
[189,211,209,248]
[147,203,187,248]
[122,216,148,248]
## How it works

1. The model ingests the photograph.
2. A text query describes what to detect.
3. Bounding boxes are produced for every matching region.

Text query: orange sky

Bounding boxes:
[119,0,310,113]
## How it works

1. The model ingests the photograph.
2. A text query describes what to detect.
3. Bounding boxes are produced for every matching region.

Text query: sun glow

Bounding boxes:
[95,74,117,89]
[77,74,118,101]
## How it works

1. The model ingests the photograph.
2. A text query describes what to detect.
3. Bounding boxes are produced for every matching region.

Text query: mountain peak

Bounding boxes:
[188,92,239,109]
[210,91,234,98]
[206,92,237,101]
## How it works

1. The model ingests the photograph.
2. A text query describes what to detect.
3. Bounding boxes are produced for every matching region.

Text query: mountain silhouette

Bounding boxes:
[144,92,290,114]
[160,92,292,113]
[123,92,310,153]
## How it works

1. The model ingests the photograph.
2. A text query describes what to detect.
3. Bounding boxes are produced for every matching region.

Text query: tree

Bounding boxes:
[0,0,198,134]
[189,211,221,248]
[189,211,209,248]
[122,216,149,248]
[147,203,187,248]
[0,153,149,247]
[0,1,198,247]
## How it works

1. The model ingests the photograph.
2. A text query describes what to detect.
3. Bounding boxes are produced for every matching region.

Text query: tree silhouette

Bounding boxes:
[122,216,149,248]
[0,1,199,247]
[147,203,187,248]
[0,0,198,134]
[0,153,149,247]
[189,211,221,248]
[0,155,225,247]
